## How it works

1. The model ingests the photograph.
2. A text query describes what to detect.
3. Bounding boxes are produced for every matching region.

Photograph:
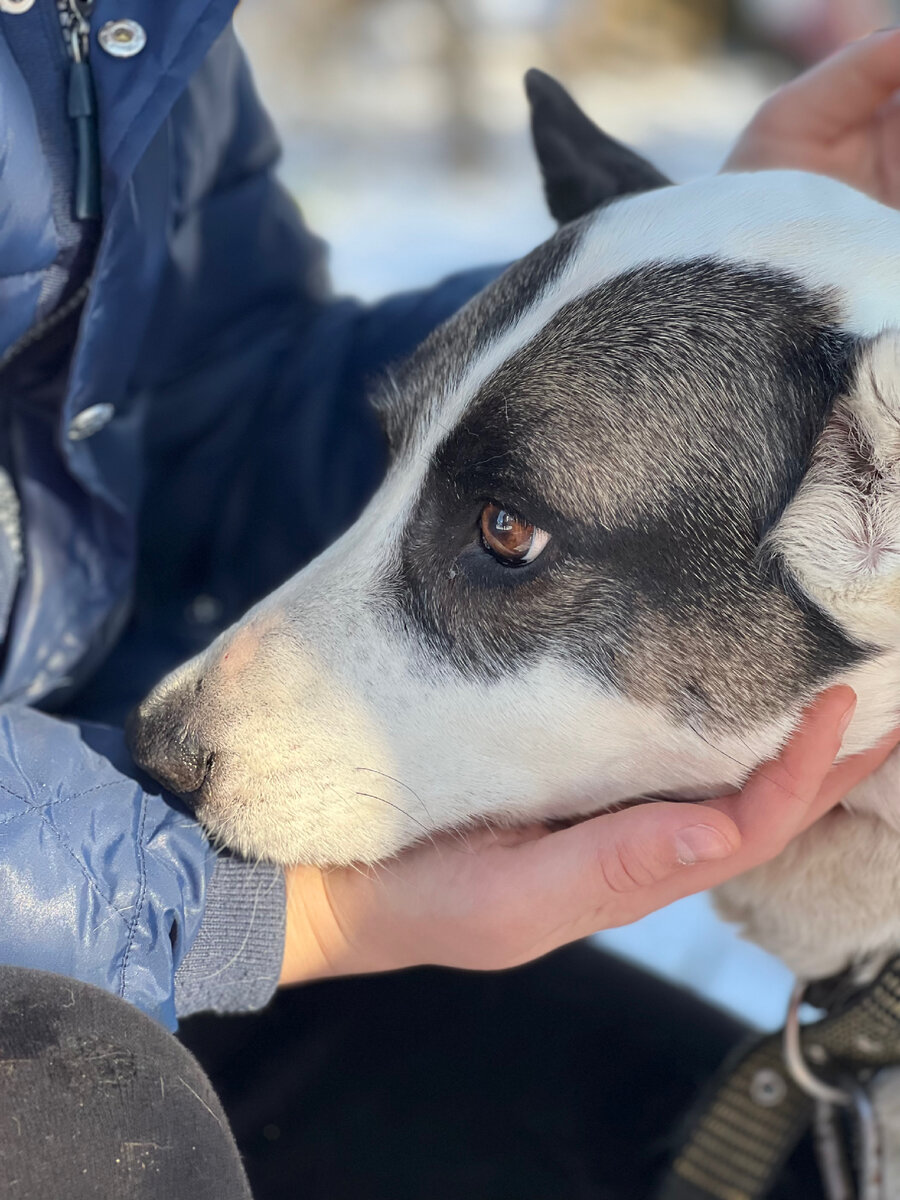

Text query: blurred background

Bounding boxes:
[234,0,898,1030]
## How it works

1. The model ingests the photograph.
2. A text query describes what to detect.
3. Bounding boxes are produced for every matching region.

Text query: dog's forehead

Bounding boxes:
[506,169,900,357]
[389,171,900,462]
[551,168,900,330]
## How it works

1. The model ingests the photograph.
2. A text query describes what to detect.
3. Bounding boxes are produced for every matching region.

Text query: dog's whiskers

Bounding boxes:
[351,770,482,856]
[353,766,434,822]
[687,720,806,804]
[468,450,512,471]
[686,722,755,776]
[354,791,443,859]
[344,859,377,881]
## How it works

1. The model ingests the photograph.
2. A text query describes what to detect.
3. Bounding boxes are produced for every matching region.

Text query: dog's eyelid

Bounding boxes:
[487,495,560,537]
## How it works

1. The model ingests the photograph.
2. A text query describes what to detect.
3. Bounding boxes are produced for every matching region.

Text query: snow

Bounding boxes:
[595,894,793,1030]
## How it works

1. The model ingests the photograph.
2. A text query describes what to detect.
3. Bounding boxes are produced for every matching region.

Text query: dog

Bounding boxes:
[129,70,900,999]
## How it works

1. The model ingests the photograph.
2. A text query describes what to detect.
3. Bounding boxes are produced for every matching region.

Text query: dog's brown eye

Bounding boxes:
[480,503,549,566]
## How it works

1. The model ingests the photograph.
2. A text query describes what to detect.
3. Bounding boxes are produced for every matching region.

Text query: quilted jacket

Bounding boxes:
[0,0,493,1029]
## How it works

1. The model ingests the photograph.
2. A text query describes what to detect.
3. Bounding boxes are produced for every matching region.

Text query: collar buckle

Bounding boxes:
[784,978,885,1200]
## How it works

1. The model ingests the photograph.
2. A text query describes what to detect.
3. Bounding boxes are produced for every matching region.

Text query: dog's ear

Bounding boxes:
[770,330,900,647]
[525,68,671,224]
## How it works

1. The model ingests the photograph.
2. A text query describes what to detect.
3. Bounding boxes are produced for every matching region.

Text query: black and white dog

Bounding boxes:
[130,72,900,995]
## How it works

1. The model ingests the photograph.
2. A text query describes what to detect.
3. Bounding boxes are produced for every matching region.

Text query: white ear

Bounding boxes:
[770,329,900,647]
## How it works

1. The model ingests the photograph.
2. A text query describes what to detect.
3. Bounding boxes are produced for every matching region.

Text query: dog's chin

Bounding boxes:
[542,782,737,830]
[188,779,739,868]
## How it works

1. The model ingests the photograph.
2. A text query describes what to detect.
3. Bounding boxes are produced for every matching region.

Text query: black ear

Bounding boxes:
[525,68,671,224]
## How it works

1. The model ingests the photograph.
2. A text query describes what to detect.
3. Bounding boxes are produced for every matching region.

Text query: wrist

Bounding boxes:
[280,865,357,985]
[281,861,426,985]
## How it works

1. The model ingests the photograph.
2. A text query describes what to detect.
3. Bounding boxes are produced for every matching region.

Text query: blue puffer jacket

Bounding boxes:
[0,0,494,1029]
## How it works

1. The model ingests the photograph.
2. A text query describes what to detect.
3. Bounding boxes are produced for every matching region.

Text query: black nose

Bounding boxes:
[126,699,215,803]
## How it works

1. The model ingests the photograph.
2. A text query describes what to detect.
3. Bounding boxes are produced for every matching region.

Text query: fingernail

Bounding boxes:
[674,824,734,866]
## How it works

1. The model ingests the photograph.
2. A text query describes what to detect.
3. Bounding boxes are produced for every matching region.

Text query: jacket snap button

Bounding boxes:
[0,0,36,13]
[98,18,147,57]
[68,403,115,441]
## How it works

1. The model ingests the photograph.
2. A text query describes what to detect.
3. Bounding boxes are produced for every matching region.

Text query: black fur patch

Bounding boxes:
[371,222,582,456]
[391,259,866,729]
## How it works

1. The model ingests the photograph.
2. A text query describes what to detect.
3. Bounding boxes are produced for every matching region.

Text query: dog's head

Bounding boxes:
[129,73,900,866]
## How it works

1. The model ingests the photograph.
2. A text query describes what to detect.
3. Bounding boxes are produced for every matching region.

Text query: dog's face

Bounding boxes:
[129,75,900,867]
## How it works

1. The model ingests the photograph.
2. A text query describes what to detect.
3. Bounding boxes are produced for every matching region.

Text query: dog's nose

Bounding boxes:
[126,696,215,804]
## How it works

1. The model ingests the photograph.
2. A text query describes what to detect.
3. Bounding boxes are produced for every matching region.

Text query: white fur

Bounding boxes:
[190,573,790,866]
[770,332,900,650]
[148,171,900,974]
[728,327,900,982]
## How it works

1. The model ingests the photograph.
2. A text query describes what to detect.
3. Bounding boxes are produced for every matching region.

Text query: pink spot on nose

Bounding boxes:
[218,623,264,679]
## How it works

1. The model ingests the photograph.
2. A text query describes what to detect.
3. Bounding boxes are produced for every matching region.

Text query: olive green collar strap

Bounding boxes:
[656,954,900,1200]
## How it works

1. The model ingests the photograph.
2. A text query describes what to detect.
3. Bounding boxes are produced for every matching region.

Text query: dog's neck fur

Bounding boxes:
[715,648,900,980]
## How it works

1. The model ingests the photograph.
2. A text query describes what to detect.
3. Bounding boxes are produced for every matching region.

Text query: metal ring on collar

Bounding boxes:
[783,980,854,1107]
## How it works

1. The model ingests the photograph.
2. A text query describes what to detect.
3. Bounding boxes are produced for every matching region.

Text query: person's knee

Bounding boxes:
[0,966,251,1200]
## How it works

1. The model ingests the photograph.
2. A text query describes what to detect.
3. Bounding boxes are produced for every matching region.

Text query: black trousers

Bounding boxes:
[1,945,823,1199]
[0,963,251,1199]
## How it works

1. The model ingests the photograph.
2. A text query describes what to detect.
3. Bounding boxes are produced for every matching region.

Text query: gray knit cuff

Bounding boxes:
[174,855,286,1019]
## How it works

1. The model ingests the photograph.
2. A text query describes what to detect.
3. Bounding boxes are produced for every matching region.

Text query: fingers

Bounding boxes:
[811,726,900,819]
[623,688,888,923]
[499,687,862,949]
[706,686,857,855]
[491,794,741,952]
[643,687,858,908]
[750,28,900,143]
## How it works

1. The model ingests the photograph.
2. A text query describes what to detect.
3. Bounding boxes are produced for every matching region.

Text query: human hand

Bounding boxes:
[724,28,900,208]
[280,687,900,984]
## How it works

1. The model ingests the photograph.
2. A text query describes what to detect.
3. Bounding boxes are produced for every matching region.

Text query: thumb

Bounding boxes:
[767,28,900,142]
[499,800,741,957]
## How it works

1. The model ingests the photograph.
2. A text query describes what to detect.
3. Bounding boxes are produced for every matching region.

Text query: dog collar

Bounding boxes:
[656,953,900,1200]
